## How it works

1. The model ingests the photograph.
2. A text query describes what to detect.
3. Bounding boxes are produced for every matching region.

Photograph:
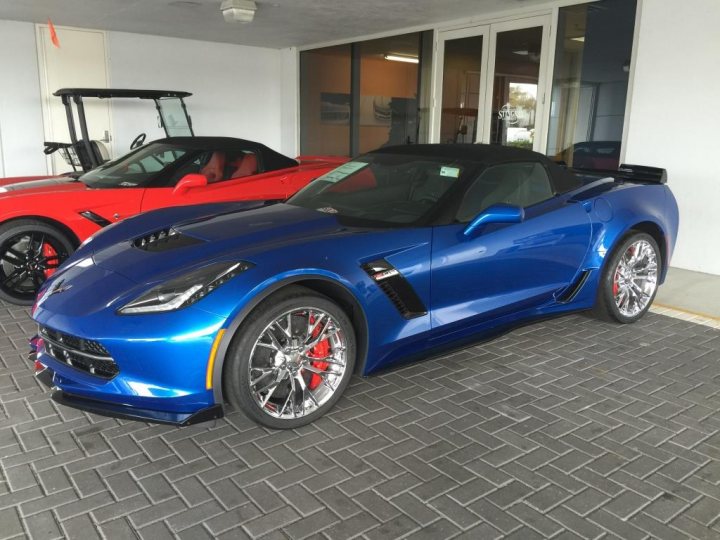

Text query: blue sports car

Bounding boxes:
[29,145,678,428]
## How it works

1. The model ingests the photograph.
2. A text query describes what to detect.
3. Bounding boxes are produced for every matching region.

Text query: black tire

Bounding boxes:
[0,219,75,305]
[593,231,661,324]
[224,286,356,429]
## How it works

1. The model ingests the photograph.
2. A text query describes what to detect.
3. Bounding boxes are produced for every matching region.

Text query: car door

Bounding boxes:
[140,150,295,212]
[430,161,592,332]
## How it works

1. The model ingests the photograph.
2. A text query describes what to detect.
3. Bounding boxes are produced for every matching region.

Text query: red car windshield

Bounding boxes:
[79,143,204,188]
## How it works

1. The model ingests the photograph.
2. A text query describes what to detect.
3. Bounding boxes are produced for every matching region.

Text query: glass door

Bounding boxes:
[432,26,489,145]
[433,16,551,152]
[484,17,551,151]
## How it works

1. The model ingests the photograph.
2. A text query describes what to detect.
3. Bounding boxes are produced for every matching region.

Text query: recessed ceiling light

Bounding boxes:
[571,36,585,42]
[168,1,202,7]
[512,50,529,56]
[384,53,419,64]
[221,0,257,23]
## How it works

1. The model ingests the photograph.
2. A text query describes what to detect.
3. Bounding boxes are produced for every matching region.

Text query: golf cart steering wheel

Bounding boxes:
[130,133,146,149]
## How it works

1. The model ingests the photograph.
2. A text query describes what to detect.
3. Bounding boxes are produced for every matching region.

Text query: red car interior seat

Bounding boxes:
[231,153,258,179]
[200,151,226,183]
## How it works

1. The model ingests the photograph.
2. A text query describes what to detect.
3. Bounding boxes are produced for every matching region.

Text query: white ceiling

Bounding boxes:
[0,0,549,49]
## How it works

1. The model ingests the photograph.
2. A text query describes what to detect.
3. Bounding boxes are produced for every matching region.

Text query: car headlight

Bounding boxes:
[118,261,252,314]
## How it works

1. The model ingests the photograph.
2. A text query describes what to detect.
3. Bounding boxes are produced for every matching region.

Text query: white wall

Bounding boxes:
[0,20,47,177]
[624,0,720,275]
[0,22,287,177]
[107,32,284,155]
[279,47,299,157]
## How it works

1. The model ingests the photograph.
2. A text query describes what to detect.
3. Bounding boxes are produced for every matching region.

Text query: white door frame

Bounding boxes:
[483,15,552,153]
[431,15,552,153]
[35,24,112,175]
[430,25,490,145]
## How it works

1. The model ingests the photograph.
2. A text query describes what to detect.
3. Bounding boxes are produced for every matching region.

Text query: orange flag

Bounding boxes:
[48,19,60,48]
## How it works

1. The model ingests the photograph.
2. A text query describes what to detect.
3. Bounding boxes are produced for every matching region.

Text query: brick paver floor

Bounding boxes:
[1,300,719,539]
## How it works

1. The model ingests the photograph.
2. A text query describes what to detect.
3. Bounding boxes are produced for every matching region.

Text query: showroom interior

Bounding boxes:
[0,0,719,538]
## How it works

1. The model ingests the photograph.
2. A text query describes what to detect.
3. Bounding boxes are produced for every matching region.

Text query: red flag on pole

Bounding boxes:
[48,19,60,48]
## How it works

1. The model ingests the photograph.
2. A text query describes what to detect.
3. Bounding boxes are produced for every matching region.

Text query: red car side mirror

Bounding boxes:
[173,173,208,195]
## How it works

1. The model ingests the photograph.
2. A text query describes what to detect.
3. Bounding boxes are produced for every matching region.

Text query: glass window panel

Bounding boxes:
[439,36,484,144]
[357,33,421,155]
[300,45,351,156]
[490,27,543,149]
[546,0,637,170]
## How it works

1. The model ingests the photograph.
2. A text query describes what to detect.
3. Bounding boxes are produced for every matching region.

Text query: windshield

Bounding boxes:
[287,153,479,226]
[157,97,193,137]
[79,143,207,188]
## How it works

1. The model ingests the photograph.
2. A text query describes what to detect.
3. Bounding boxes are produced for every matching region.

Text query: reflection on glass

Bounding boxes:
[358,33,421,154]
[546,0,637,170]
[490,27,543,149]
[439,36,483,144]
[300,45,351,156]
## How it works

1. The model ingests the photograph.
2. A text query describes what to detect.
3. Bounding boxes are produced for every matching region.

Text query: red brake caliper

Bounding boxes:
[306,315,330,390]
[42,243,58,279]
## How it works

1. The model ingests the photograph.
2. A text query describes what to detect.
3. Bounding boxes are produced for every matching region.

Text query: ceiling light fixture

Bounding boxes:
[571,36,585,42]
[220,0,257,23]
[384,53,419,64]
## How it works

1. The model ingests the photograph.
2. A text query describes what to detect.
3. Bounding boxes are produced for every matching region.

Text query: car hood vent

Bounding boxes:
[362,259,427,319]
[133,228,204,252]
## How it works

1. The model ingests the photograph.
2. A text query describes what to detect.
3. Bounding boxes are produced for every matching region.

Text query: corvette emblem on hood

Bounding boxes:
[35,279,73,311]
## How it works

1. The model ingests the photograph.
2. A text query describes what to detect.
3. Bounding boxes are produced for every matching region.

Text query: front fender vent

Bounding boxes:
[133,228,204,252]
[362,259,427,319]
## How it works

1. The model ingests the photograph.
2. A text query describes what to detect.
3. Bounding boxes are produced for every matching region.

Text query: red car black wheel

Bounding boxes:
[0,220,74,305]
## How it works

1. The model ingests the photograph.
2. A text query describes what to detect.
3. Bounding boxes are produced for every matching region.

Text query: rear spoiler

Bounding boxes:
[615,164,667,184]
[562,162,668,184]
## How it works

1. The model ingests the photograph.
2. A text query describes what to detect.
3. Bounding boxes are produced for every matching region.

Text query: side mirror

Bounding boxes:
[173,173,207,195]
[463,204,524,237]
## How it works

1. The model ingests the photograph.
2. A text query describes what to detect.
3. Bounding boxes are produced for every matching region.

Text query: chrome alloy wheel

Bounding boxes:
[612,239,658,318]
[248,307,348,419]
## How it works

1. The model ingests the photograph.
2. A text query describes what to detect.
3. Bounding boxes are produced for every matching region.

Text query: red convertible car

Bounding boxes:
[0,136,344,305]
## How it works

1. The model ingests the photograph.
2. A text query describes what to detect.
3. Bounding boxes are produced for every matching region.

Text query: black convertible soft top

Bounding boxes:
[372,143,547,164]
[154,136,299,171]
[372,143,582,194]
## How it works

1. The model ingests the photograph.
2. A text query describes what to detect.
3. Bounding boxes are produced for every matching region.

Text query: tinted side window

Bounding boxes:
[456,162,554,222]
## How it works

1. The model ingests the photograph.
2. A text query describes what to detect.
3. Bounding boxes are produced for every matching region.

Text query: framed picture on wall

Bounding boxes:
[320,93,351,124]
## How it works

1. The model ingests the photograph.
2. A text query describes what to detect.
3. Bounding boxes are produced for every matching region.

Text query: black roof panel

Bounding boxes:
[150,137,299,171]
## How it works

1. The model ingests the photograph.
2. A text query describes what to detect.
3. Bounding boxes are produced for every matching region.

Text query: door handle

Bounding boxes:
[101,130,111,143]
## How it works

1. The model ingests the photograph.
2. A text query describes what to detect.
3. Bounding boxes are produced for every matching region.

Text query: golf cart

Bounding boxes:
[43,88,194,174]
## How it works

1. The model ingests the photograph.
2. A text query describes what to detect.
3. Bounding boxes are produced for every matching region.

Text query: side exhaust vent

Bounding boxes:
[362,259,427,319]
[556,270,591,303]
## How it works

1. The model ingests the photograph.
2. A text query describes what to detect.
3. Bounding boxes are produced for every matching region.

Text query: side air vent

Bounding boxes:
[556,270,591,303]
[79,210,111,227]
[133,228,204,252]
[362,259,427,319]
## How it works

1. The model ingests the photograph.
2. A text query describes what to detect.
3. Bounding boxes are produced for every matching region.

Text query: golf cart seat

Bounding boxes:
[75,140,110,171]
